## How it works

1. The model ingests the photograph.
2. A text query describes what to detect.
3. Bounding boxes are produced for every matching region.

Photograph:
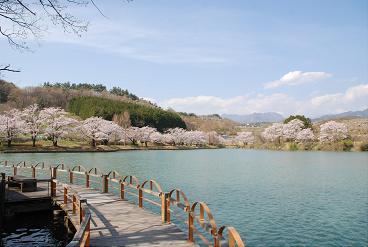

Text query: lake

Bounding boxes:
[1,149,368,246]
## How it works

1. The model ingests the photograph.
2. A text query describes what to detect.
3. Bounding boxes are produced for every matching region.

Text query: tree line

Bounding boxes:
[68,96,187,132]
[43,82,139,100]
[0,104,356,151]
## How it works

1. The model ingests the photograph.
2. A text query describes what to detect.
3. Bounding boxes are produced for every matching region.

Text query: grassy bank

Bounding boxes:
[235,140,368,152]
[0,140,221,153]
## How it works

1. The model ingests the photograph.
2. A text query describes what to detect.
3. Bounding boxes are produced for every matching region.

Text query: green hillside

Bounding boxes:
[68,96,186,131]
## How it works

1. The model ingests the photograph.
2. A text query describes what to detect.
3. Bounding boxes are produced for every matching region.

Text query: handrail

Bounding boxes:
[107,170,121,179]
[72,165,88,173]
[61,183,91,247]
[190,201,218,244]
[55,163,69,171]
[67,207,91,247]
[0,160,246,246]
[88,167,103,176]
[218,226,245,247]
[167,189,191,223]
[122,175,140,188]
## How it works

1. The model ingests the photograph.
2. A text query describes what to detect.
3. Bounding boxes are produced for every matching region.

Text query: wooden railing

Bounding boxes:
[60,182,91,247]
[0,160,246,247]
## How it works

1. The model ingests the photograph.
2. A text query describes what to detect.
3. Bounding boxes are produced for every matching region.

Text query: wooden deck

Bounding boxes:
[53,183,195,247]
[1,162,246,247]
[6,181,51,202]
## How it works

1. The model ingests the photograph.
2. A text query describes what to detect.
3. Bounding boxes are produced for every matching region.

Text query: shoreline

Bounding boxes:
[0,145,222,153]
[1,145,365,153]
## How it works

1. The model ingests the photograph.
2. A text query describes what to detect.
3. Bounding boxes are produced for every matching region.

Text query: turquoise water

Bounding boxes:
[1,149,368,246]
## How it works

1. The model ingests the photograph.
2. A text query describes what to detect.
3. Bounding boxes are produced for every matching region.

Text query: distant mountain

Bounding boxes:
[314,108,368,122]
[222,112,284,124]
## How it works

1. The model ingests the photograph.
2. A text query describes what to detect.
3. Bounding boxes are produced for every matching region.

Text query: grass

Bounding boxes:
[0,139,221,153]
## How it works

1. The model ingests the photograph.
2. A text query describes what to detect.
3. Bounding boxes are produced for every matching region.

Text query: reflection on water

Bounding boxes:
[1,210,73,247]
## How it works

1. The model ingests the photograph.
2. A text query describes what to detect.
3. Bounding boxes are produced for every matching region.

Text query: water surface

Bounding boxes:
[1,149,368,246]
[1,210,72,247]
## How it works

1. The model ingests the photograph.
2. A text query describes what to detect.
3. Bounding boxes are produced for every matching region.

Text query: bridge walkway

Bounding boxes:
[54,183,194,247]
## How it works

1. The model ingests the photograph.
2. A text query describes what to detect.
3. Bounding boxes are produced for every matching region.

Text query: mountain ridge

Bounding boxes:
[222,112,284,124]
[313,108,368,121]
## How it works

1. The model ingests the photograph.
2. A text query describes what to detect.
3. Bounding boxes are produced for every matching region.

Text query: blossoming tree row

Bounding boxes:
[261,119,348,144]
[0,105,350,148]
[0,105,222,147]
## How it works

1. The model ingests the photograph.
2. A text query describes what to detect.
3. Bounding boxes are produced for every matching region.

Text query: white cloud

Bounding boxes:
[264,71,332,89]
[40,20,230,65]
[160,84,368,117]
[161,93,299,116]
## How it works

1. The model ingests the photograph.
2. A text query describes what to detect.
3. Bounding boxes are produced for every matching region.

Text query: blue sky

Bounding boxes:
[1,0,367,117]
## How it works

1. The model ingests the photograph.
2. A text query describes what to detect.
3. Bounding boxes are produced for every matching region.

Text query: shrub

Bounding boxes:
[342,139,354,151]
[288,142,299,151]
[360,143,368,151]
[284,115,312,129]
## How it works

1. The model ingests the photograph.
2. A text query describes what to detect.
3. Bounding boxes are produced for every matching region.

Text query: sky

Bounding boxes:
[1,0,367,117]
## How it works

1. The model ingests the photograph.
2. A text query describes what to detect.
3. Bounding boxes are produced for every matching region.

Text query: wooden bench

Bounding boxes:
[8,175,37,192]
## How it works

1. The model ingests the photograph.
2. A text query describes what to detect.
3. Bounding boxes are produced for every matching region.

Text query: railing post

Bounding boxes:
[188,211,194,242]
[69,170,73,184]
[86,217,91,246]
[64,187,68,204]
[79,200,83,223]
[51,180,56,197]
[32,167,36,178]
[161,192,168,223]
[138,188,143,208]
[86,173,90,188]
[51,167,57,179]
[0,173,5,228]
[166,195,171,224]
[13,166,17,176]
[102,175,108,193]
[72,194,76,214]
[120,182,125,200]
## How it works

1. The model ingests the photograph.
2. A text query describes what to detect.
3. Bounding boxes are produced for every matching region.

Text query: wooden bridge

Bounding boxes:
[0,160,245,247]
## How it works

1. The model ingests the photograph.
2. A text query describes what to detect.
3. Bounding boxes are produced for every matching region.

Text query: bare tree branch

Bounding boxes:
[0,65,20,72]
[0,1,132,74]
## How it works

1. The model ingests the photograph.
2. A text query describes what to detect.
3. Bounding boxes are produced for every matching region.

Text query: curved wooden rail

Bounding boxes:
[88,167,103,176]
[190,201,218,245]
[218,226,245,247]
[55,163,69,171]
[167,189,191,224]
[122,175,140,188]
[72,165,88,173]
[107,170,121,179]
[0,160,246,246]
[55,182,91,247]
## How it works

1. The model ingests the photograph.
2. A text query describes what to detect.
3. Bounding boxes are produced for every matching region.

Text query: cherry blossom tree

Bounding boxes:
[80,117,119,147]
[99,121,123,145]
[166,128,187,146]
[296,128,315,143]
[161,133,174,145]
[138,126,158,147]
[41,107,78,146]
[282,119,304,141]
[150,131,164,145]
[234,131,255,146]
[319,121,348,143]
[184,130,207,146]
[262,123,283,143]
[208,131,225,146]
[21,104,46,147]
[124,127,141,145]
[0,109,25,147]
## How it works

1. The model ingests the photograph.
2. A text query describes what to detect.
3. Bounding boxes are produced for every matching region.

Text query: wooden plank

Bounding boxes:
[53,183,195,247]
